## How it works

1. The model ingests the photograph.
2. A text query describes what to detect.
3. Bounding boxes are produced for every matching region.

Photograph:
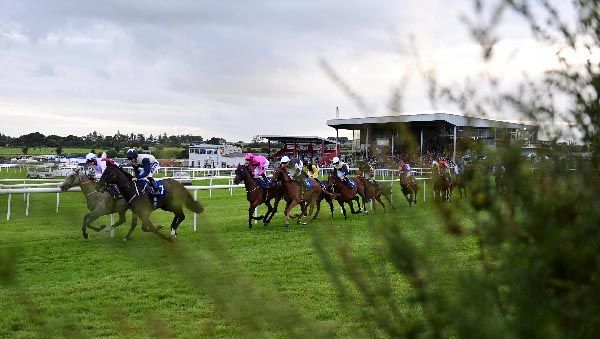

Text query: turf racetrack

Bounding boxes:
[0,182,478,337]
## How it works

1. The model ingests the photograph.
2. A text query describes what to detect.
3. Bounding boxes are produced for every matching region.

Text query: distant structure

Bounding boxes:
[258,135,340,164]
[188,143,244,168]
[327,112,539,162]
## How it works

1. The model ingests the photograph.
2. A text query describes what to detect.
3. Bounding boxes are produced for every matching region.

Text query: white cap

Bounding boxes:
[85,153,97,161]
[280,156,290,163]
[332,156,340,164]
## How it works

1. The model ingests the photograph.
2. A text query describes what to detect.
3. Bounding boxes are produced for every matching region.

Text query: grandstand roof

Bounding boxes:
[327,112,537,130]
[258,135,338,144]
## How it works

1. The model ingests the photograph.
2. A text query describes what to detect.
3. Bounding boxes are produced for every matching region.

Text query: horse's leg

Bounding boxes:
[262,200,273,226]
[283,201,294,227]
[248,203,257,229]
[140,214,172,242]
[313,195,322,219]
[338,200,348,219]
[327,196,334,218]
[265,197,280,224]
[375,194,386,211]
[298,201,308,225]
[105,209,127,233]
[350,196,362,214]
[123,212,138,241]
[170,209,185,237]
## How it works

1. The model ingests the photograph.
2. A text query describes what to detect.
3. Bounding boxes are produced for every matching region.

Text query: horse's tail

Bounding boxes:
[185,190,205,213]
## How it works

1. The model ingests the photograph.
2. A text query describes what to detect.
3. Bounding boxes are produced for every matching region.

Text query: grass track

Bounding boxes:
[0,177,479,337]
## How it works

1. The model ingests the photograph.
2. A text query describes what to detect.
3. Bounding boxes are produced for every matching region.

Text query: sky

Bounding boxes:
[0,0,575,142]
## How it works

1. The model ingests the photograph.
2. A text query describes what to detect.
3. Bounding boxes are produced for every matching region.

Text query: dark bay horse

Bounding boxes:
[357,176,393,211]
[399,174,419,206]
[432,167,452,202]
[327,172,366,219]
[98,163,204,240]
[272,166,322,226]
[233,164,282,229]
[60,168,138,240]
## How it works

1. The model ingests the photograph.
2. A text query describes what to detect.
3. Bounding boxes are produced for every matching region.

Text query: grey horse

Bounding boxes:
[59,169,138,241]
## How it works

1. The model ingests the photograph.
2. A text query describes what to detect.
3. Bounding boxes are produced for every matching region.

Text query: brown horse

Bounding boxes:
[432,167,452,202]
[233,164,283,229]
[357,176,393,211]
[98,163,205,240]
[399,174,419,206]
[327,172,366,219]
[272,166,322,226]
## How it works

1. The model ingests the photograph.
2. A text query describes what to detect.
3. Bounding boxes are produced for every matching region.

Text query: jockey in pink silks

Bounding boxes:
[244,153,270,179]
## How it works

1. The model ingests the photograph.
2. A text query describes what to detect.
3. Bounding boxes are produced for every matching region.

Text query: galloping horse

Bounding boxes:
[60,168,137,240]
[272,166,322,226]
[357,176,393,211]
[233,164,282,229]
[98,163,204,240]
[399,174,419,206]
[432,167,452,202]
[327,172,366,219]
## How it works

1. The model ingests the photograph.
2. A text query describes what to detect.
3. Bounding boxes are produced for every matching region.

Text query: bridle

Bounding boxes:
[237,166,261,193]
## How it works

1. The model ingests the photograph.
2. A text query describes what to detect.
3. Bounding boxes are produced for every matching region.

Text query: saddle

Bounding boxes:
[257,176,276,189]
[140,178,168,203]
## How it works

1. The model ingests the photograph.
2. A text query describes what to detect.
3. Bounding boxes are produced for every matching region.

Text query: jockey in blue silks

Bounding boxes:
[126,149,160,195]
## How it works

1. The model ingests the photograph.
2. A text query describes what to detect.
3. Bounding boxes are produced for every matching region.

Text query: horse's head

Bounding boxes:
[60,169,82,191]
[97,162,125,190]
[327,171,337,185]
[271,166,289,183]
[233,164,247,184]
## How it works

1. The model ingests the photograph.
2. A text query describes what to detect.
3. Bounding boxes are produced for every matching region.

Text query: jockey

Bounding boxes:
[331,156,349,184]
[85,153,107,180]
[126,148,160,194]
[279,155,290,168]
[288,157,304,181]
[357,160,377,187]
[399,160,412,177]
[251,154,269,179]
[303,159,319,179]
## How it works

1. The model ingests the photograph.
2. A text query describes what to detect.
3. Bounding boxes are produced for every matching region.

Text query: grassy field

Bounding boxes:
[0,171,479,337]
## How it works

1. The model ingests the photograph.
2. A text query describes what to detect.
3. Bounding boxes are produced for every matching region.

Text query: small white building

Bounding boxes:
[188,144,245,168]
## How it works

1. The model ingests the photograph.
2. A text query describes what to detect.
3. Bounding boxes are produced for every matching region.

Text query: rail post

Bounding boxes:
[7,193,11,221]
[193,189,198,231]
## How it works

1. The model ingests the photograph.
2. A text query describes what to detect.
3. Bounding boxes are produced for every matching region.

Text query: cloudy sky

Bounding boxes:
[0,0,569,141]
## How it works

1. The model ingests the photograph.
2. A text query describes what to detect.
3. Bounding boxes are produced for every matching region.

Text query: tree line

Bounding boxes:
[0,131,231,149]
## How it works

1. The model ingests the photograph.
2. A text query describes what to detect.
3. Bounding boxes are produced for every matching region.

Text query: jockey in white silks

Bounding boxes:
[85,153,107,180]
[331,156,350,184]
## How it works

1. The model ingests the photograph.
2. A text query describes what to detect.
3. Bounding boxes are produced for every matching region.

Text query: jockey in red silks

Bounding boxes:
[438,159,447,170]
[399,160,412,177]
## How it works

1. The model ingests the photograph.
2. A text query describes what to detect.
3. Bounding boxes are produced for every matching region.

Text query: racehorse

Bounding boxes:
[272,166,322,226]
[98,163,204,240]
[432,167,452,202]
[399,174,419,206]
[357,176,393,211]
[327,172,366,219]
[60,168,138,241]
[233,164,282,229]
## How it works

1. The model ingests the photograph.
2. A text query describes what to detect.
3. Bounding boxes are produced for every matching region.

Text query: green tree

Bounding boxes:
[21,146,28,155]
[55,146,63,155]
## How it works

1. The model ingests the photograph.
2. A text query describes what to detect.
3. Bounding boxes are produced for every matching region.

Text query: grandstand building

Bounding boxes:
[327,112,539,161]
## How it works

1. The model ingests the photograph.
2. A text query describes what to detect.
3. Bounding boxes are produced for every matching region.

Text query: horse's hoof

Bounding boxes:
[170,229,177,237]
